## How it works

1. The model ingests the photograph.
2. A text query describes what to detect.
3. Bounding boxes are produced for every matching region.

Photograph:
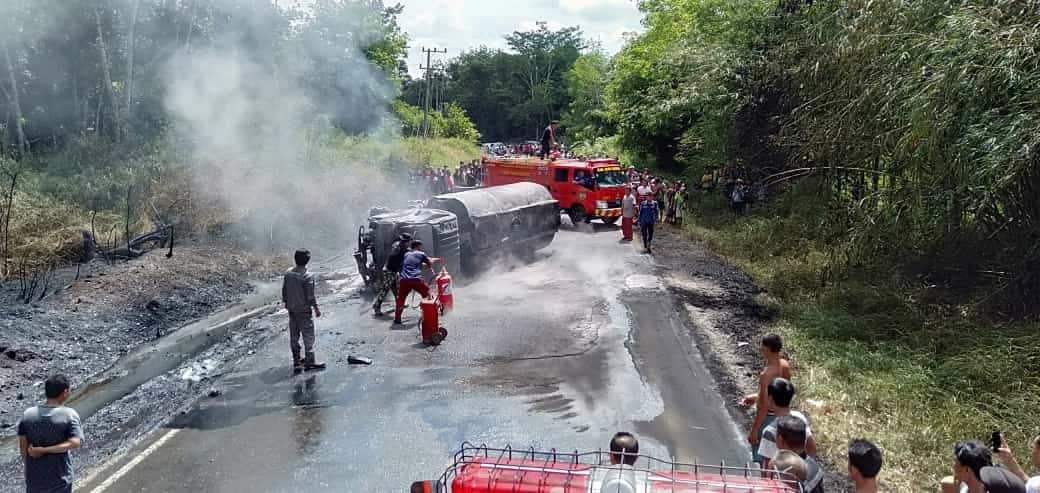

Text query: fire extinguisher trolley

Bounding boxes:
[418,259,452,346]
[412,443,802,493]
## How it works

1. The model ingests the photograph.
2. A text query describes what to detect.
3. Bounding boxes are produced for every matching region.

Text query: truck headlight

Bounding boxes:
[596,201,608,209]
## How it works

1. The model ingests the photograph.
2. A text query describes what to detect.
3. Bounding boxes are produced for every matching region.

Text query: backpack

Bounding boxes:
[385,240,408,272]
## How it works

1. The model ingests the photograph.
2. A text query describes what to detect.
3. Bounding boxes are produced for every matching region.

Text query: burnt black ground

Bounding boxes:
[0,244,278,434]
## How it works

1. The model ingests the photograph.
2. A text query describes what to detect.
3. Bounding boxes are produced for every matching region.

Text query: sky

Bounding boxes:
[287,0,645,77]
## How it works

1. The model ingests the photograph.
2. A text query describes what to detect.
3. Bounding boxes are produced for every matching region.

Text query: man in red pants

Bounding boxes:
[394,240,433,324]
[621,186,636,241]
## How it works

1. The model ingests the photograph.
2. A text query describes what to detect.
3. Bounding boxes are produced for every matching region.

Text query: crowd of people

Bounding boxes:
[406,161,485,197]
[731,332,880,492]
[731,331,1040,493]
[620,169,691,253]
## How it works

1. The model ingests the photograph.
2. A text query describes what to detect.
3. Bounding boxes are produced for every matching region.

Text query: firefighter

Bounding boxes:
[393,240,434,325]
[282,249,325,372]
[373,232,412,317]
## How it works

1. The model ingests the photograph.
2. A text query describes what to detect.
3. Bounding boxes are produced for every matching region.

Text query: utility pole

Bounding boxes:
[420,47,447,138]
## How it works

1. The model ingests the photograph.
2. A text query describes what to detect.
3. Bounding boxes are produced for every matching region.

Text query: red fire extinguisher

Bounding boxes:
[419,298,444,345]
[435,267,454,314]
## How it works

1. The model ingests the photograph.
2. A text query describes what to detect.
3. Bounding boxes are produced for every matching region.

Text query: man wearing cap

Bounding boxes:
[373,232,412,317]
[282,249,325,372]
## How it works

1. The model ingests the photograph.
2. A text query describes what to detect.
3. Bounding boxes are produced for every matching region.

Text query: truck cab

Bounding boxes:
[482,156,628,224]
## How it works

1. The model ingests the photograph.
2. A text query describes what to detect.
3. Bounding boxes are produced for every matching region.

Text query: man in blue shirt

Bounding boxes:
[394,240,433,324]
[638,197,659,254]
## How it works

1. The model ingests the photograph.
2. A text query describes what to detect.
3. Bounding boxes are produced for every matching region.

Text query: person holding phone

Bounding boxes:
[994,433,1040,493]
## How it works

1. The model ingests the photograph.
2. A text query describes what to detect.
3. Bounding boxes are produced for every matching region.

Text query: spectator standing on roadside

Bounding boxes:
[848,439,882,493]
[757,378,817,468]
[739,333,792,458]
[637,193,659,254]
[941,441,993,493]
[636,180,652,203]
[540,120,559,159]
[282,249,325,372]
[995,435,1040,492]
[674,185,687,226]
[18,374,84,493]
[775,416,825,493]
[621,187,636,242]
[773,449,808,482]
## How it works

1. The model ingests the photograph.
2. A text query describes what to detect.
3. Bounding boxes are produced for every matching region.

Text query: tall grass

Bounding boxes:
[2,134,478,275]
[687,189,1040,491]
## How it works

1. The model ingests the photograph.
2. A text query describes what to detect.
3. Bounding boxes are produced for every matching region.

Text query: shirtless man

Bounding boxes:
[739,333,791,459]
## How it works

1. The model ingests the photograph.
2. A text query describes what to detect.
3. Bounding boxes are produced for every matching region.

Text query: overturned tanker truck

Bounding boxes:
[355,182,560,286]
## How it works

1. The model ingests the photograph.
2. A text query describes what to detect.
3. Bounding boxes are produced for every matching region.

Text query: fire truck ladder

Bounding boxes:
[431,443,804,493]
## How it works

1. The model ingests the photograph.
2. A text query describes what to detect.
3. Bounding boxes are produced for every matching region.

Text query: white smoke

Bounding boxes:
[161,2,411,254]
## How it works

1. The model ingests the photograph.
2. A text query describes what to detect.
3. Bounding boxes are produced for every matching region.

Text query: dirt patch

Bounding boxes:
[649,225,849,491]
[0,241,279,431]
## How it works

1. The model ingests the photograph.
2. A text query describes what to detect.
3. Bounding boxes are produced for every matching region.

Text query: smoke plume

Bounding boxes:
[162,1,412,256]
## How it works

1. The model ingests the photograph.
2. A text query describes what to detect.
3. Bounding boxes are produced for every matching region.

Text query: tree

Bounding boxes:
[505,23,586,138]
[563,50,612,146]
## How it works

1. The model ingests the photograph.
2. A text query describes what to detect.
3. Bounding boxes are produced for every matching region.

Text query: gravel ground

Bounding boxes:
[0,241,279,433]
[650,224,851,491]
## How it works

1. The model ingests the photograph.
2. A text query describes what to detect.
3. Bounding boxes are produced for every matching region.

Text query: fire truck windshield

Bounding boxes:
[594,168,627,187]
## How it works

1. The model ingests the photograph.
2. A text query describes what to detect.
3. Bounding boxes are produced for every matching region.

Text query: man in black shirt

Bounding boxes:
[374,232,412,317]
[540,120,559,159]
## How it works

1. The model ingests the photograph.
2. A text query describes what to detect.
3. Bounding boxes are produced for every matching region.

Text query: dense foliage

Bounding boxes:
[607,0,1040,317]
[0,0,409,153]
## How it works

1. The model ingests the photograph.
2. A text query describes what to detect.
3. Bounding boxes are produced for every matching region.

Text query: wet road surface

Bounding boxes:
[77,227,749,492]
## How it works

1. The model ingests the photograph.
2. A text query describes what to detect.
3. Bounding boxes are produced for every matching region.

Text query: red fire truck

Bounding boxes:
[482,156,628,224]
[412,444,801,493]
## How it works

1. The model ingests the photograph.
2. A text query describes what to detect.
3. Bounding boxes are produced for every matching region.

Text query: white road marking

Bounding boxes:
[88,428,181,493]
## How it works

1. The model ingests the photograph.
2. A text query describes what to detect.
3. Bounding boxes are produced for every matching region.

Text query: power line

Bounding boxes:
[419,47,447,139]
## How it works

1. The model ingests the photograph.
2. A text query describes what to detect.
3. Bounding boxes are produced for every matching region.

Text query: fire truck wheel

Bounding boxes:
[568,205,587,224]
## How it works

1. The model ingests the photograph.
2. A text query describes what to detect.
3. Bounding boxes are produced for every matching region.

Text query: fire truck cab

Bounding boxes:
[482,156,628,224]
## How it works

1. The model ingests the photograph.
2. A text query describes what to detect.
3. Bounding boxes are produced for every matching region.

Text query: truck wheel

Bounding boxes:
[568,205,587,224]
[602,217,619,226]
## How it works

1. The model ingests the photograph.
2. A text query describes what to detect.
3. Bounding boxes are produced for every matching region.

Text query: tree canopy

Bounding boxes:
[405,23,588,143]
[0,0,411,155]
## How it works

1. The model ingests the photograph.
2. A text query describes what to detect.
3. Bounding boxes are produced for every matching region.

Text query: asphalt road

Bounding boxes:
[77,226,749,492]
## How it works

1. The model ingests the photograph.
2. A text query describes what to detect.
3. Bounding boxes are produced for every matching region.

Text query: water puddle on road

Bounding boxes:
[625,274,664,290]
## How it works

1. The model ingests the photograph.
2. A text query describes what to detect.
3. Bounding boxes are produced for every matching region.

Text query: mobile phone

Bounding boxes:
[991,431,1003,450]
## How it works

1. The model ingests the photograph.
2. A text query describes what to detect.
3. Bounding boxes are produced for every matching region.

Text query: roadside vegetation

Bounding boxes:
[576,1,1040,488]
[0,0,480,290]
